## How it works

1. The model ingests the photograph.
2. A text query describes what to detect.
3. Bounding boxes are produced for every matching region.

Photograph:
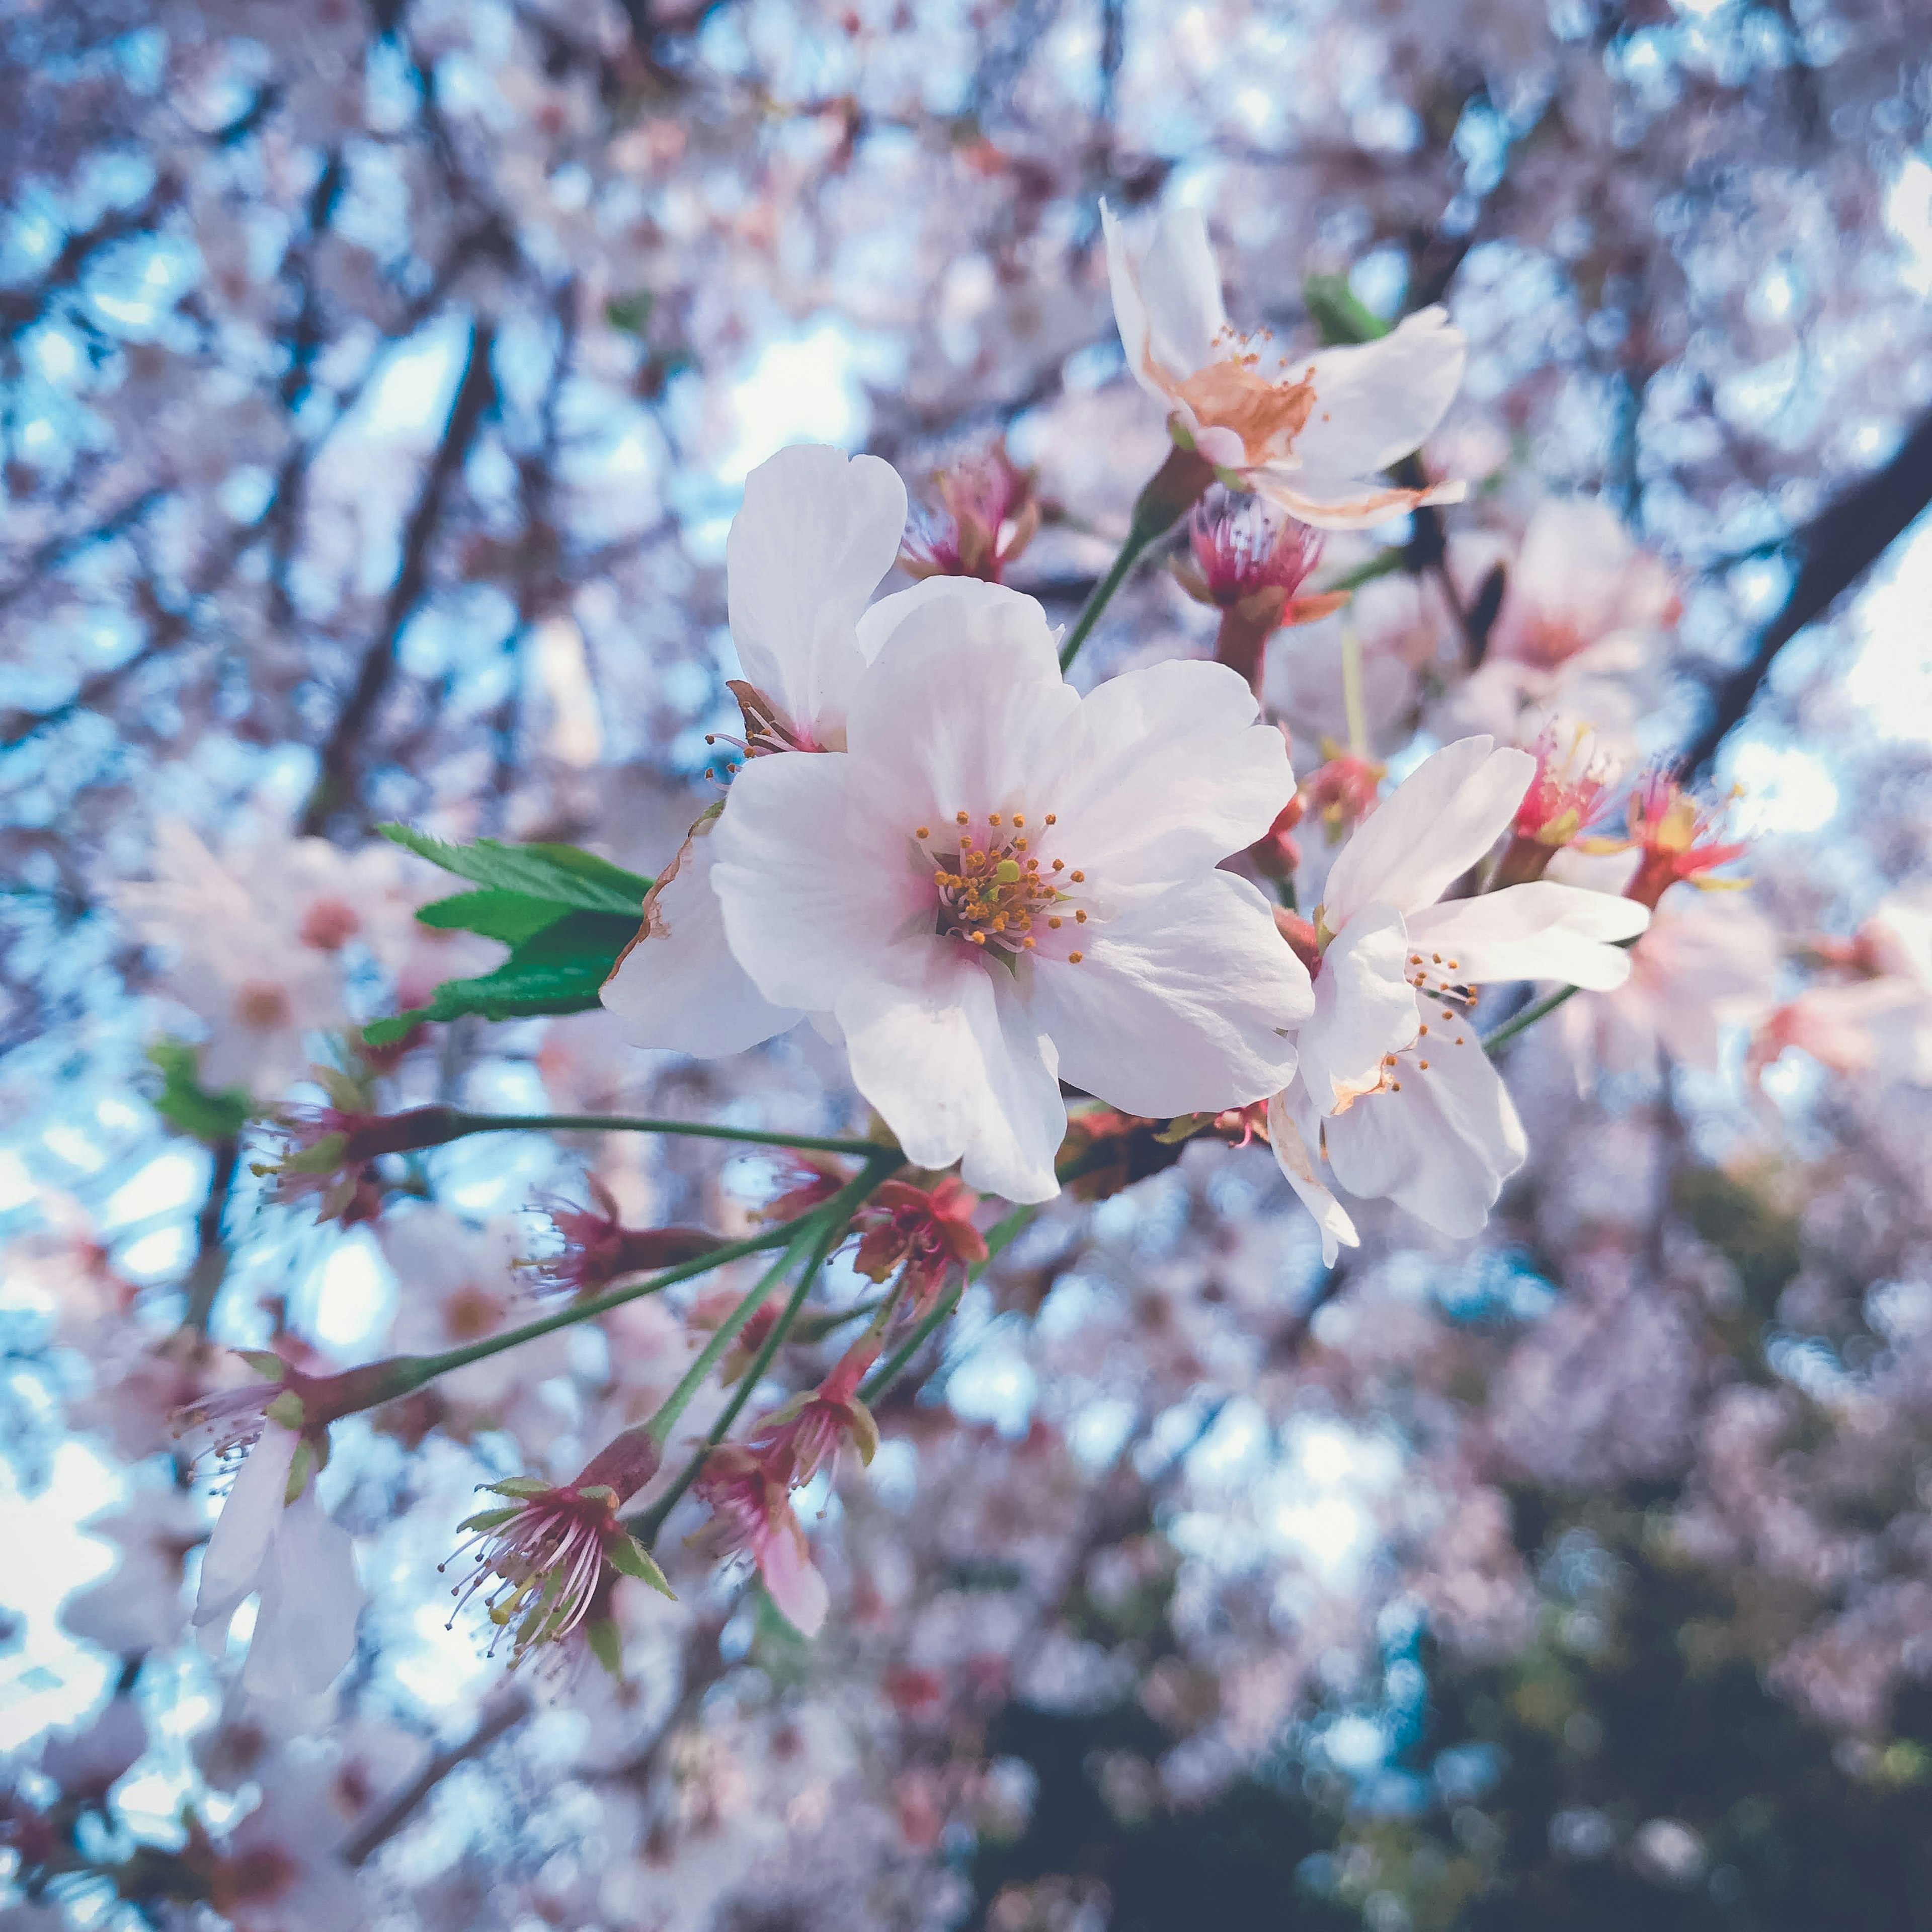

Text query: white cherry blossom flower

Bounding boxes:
[602,442,910,1057]
[1271,736,1649,1245]
[192,1418,364,1701]
[705,579,1314,1201]
[1101,201,1467,529]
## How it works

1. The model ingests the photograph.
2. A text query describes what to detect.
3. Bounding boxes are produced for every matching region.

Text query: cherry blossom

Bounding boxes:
[694,1444,832,1637]
[1270,737,1648,1242]
[190,1417,364,1701]
[706,574,1313,1200]
[1101,201,1467,528]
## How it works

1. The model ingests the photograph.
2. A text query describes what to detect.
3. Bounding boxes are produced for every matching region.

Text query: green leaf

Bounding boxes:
[484,1476,553,1497]
[604,291,654,335]
[364,909,639,1043]
[456,1505,526,1535]
[1303,272,1393,347]
[145,1038,253,1143]
[378,824,650,916]
[607,1532,677,1597]
[415,888,572,946]
[238,1350,289,1381]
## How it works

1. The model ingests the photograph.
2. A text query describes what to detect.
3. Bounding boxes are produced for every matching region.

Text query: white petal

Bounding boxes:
[1267,1087,1359,1266]
[1324,1035,1524,1237]
[1287,308,1467,480]
[1320,738,1532,926]
[240,1485,364,1699]
[852,574,1013,667]
[1024,871,1307,1117]
[1102,200,1228,400]
[1407,882,1650,992]
[1297,904,1421,1112]
[841,579,1076,831]
[1050,659,1292,907]
[710,753,923,1014]
[601,819,801,1057]
[839,946,1066,1204]
[193,1421,298,1635]
[1252,467,1468,532]
[727,445,907,744]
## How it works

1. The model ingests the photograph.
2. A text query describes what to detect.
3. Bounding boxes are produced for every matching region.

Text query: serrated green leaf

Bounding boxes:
[145,1038,253,1142]
[485,1476,553,1497]
[378,824,650,916]
[585,1616,625,1678]
[1303,271,1393,347]
[415,889,572,945]
[266,1391,306,1431]
[456,1505,526,1535]
[365,907,639,1042]
[238,1349,288,1381]
[607,1532,677,1596]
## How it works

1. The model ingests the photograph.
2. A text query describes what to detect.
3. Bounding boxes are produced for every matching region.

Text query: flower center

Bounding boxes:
[1170,331,1317,466]
[235,980,292,1029]
[915,809,1092,964]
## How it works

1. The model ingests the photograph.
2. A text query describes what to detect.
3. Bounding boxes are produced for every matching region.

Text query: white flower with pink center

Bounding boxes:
[1101,201,1467,529]
[1270,736,1650,1250]
[698,578,1312,1200]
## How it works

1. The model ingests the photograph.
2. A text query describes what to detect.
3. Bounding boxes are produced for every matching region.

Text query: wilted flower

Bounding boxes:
[254,1072,467,1224]
[750,1339,882,1487]
[1180,501,1344,688]
[524,1177,725,1297]
[853,1176,988,1310]
[1304,747,1385,842]
[900,439,1041,584]
[1603,770,1750,910]
[694,1444,830,1637]
[1494,724,1617,886]
[1102,201,1466,528]
[442,1425,672,1673]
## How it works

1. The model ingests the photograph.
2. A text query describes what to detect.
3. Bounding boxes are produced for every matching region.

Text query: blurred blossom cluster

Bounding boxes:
[5,1,1932,1929]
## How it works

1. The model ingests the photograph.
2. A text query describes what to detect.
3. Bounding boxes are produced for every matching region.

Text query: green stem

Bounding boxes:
[391,1217,804,1389]
[1059,443,1216,674]
[1317,548,1405,595]
[641,1230,819,1448]
[1341,616,1369,759]
[1481,982,1580,1052]
[627,1153,901,1544]
[447,1110,891,1158]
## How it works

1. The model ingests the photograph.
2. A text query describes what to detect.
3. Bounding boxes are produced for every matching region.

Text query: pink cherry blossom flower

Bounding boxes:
[899,439,1041,584]
[852,1176,989,1311]
[694,1444,831,1638]
[1101,201,1467,528]
[1271,736,1649,1248]
[703,576,1314,1200]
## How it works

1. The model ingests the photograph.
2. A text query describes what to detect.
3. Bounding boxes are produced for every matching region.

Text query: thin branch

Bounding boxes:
[341,1688,532,1867]
[1683,407,1932,777]
[300,318,498,834]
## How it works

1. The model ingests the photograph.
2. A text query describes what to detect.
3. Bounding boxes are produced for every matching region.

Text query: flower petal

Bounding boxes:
[601,820,802,1056]
[1407,881,1650,991]
[1102,200,1228,401]
[1320,737,1532,926]
[1268,1086,1359,1267]
[710,753,923,1013]
[841,579,1077,830]
[240,1485,364,1699]
[727,445,907,745]
[758,1512,830,1638]
[839,945,1067,1203]
[1252,468,1468,532]
[1296,903,1420,1112]
[1288,308,1467,481]
[1024,871,1308,1117]
[193,1421,299,1638]
[1051,659,1293,907]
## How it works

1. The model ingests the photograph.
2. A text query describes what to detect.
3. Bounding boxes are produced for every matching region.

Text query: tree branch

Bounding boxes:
[300,318,497,835]
[1683,407,1932,777]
